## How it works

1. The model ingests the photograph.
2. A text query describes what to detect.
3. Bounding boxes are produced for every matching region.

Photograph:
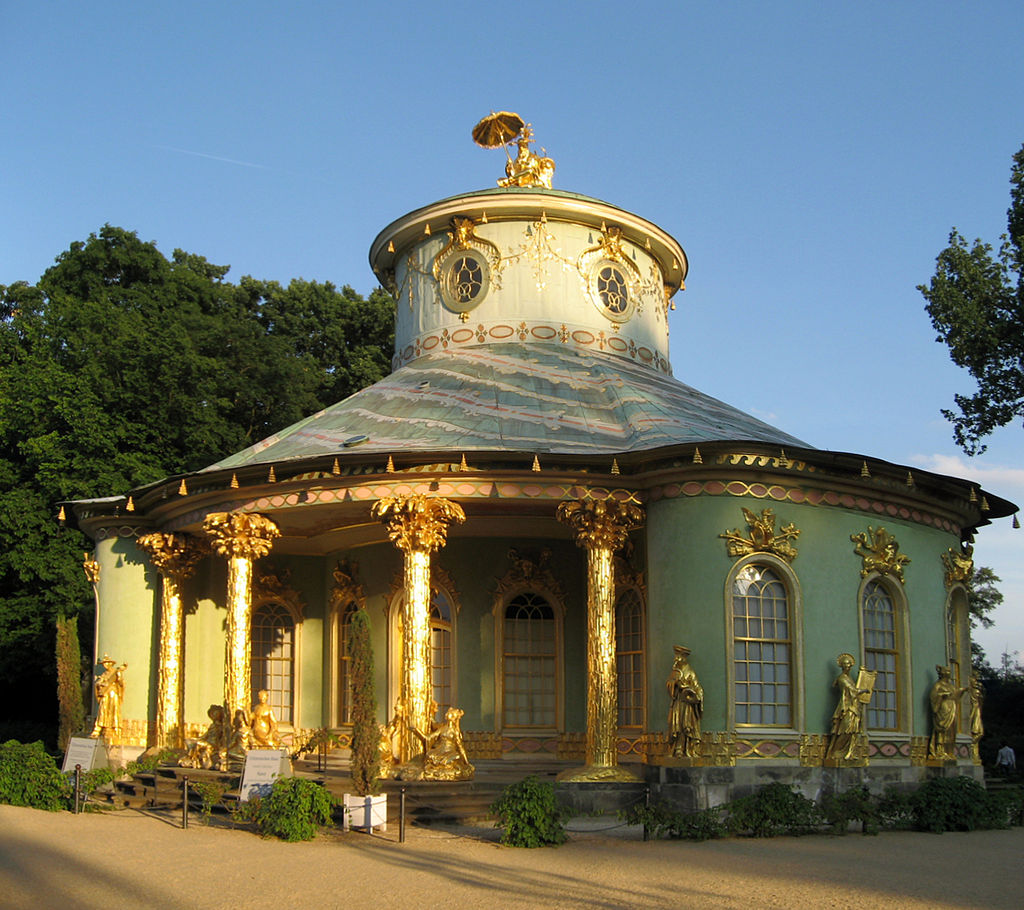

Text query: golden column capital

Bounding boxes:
[372,494,466,554]
[202,512,280,559]
[138,532,208,578]
[557,497,644,552]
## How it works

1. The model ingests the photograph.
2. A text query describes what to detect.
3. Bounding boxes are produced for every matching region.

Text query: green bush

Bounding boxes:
[726,782,823,837]
[490,776,569,847]
[0,740,71,811]
[248,776,336,841]
[821,785,880,835]
[910,776,1011,833]
[189,779,230,823]
[621,800,726,841]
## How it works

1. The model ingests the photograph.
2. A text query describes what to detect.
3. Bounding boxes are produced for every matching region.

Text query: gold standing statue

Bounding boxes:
[666,645,703,759]
[969,672,984,746]
[824,653,873,765]
[928,664,967,760]
[90,654,126,742]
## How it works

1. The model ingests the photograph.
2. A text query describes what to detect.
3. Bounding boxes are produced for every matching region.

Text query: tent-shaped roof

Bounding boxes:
[207,342,806,471]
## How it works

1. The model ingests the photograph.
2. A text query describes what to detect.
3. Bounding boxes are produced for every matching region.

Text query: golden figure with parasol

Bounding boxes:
[473,111,555,189]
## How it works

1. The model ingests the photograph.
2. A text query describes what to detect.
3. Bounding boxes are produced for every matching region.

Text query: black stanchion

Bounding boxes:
[399,787,406,843]
[74,764,82,815]
[642,786,650,842]
[182,776,189,829]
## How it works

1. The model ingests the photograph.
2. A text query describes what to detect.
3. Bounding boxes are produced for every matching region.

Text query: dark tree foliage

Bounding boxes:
[920,143,1024,454]
[347,608,380,796]
[0,226,394,739]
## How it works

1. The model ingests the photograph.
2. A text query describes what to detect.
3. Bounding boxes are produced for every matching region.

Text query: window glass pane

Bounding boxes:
[251,603,295,724]
[732,566,792,727]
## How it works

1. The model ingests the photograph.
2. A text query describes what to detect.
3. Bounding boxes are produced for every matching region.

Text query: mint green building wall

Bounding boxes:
[325,535,585,732]
[647,494,963,739]
[94,536,158,724]
[184,557,226,725]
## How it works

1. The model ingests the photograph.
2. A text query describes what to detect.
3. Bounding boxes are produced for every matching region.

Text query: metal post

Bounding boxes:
[642,786,650,842]
[182,775,189,829]
[399,787,406,843]
[74,764,82,815]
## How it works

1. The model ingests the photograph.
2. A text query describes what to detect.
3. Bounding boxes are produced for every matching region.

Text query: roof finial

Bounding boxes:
[473,112,555,189]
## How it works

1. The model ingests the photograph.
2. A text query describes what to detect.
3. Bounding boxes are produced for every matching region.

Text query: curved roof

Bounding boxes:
[207,343,807,470]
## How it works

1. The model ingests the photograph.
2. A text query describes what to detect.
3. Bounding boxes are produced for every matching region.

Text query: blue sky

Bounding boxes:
[3,1,1023,660]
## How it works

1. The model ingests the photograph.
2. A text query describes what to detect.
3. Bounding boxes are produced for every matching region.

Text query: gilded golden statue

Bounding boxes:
[824,653,873,764]
[180,704,230,770]
[928,664,966,760]
[249,689,280,748]
[90,655,126,741]
[377,701,404,778]
[397,706,474,781]
[227,709,252,768]
[472,112,555,189]
[969,672,984,745]
[666,645,703,759]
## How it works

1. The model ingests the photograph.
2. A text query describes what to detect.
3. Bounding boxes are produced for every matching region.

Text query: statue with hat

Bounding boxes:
[90,654,126,742]
[666,645,703,759]
[824,652,874,765]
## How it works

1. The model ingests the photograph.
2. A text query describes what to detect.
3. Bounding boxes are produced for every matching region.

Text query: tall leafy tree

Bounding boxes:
[0,227,394,740]
[920,143,1024,454]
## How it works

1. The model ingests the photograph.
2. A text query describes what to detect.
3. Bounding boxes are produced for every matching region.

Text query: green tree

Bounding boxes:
[347,608,380,796]
[967,566,1004,671]
[920,143,1024,454]
[0,226,394,740]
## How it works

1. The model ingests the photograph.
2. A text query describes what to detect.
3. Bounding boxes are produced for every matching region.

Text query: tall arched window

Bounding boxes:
[503,592,558,728]
[251,602,296,725]
[335,601,358,725]
[862,580,899,730]
[430,589,453,722]
[615,588,645,728]
[731,564,792,727]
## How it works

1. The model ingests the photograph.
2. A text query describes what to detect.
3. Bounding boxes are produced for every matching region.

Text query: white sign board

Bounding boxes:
[238,749,290,801]
[61,737,107,773]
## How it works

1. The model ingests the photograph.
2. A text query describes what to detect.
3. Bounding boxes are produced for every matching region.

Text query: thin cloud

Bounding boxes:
[909,454,1024,495]
[155,144,269,170]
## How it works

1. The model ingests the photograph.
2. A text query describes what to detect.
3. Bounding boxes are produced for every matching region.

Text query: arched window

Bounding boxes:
[862,580,899,730]
[615,587,645,728]
[335,601,358,725]
[731,564,793,727]
[430,589,453,722]
[502,592,558,729]
[251,602,295,725]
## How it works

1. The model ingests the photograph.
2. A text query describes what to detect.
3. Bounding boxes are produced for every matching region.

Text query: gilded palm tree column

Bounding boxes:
[372,494,465,762]
[557,497,644,782]
[202,513,280,719]
[137,533,206,749]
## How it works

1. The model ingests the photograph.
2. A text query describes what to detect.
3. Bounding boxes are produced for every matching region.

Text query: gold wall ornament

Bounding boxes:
[556,497,644,781]
[577,226,644,323]
[720,507,801,562]
[941,543,974,589]
[850,526,910,584]
[823,652,874,767]
[666,645,703,760]
[90,655,126,744]
[137,532,208,749]
[372,495,465,761]
[969,671,984,761]
[82,553,101,586]
[202,512,280,718]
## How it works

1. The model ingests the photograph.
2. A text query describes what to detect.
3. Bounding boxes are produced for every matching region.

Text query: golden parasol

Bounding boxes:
[472,111,525,152]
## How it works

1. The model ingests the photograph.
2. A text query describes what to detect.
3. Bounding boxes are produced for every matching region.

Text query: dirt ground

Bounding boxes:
[1,803,1021,909]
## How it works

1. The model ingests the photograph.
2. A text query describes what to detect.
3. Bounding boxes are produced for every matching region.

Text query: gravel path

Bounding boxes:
[1,804,1020,909]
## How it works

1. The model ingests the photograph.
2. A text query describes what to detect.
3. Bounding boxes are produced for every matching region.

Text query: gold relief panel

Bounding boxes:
[851,526,910,584]
[941,543,974,589]
[720,507,801,563]
[252,569,304,620]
